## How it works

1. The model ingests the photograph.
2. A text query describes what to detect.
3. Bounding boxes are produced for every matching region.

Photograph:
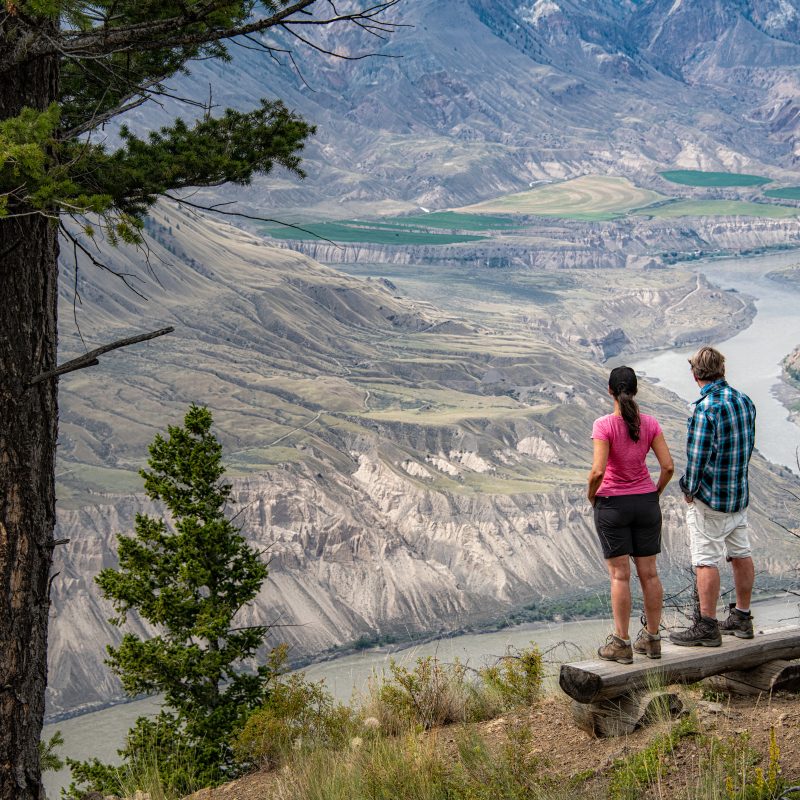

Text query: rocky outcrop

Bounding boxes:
[784,345,800,384]
[767,264,800,287]
[515,436,560,464]
[525,273,755,361]
[778,345,800,429]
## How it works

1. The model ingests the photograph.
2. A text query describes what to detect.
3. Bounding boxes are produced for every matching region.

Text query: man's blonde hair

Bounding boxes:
[689,346,725,382]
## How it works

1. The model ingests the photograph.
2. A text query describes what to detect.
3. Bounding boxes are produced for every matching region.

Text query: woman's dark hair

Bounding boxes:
[609,366,640,442]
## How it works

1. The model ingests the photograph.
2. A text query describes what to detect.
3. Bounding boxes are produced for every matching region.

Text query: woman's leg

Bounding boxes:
[606,555,632,639]
[633,555,662,634]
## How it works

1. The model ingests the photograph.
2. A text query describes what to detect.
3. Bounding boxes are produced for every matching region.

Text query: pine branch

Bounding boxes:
[2,1,403,68]
[280,22,400,60]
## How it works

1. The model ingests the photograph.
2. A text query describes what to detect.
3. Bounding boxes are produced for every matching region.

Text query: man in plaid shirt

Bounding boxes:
[670,346,757,647]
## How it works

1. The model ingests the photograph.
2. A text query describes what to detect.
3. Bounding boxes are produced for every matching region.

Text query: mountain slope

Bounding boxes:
[120,0,800,216]
[48,210,799,717]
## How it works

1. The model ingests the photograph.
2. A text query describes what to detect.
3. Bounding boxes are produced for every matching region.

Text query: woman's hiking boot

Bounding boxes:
[597,634,633,664]
[719,603,754,639]
[669,615,722,647]
[633,628,662,659]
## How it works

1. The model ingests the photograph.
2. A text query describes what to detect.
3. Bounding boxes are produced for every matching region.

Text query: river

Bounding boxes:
[43,251,800,797]
[631,251,800,473]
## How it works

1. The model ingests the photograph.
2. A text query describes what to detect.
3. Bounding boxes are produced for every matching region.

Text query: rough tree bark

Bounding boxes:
[0,21,61,800]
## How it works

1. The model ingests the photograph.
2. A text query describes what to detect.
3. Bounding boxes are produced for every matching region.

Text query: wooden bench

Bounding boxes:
[559,628,800,737]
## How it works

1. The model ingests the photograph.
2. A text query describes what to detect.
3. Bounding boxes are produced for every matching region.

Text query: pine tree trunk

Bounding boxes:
[0,24,61,800]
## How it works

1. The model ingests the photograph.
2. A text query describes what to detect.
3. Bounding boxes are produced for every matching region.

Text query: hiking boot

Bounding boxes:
[597,634,633,664]
[633,628,662,659]
[669,616,722,647]
[719,603,754,639]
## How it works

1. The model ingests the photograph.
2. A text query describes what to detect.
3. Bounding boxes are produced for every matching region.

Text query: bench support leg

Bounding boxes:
[570,690,683,738]
[703,659,800,697]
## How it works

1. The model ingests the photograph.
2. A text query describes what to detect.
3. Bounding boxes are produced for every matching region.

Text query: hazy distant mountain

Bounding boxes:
[121,0,800,216]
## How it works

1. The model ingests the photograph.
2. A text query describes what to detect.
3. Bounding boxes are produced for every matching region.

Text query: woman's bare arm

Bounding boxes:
[587,438,610,506]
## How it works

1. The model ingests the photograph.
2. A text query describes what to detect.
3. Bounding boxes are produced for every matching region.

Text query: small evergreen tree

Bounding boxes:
[68,404,278,796]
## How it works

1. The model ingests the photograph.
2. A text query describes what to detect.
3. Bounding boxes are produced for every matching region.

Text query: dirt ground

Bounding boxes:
[185,690,800,800]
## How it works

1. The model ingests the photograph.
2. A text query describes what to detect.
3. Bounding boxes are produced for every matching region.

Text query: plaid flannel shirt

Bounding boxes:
[679,379,756,513]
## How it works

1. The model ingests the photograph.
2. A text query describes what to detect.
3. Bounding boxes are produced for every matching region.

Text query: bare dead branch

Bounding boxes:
[61,87,154,140]
[58,222,149,299]
[280,22,399,60]
[47,571,61,599]
[162,193,343,248]
[771,517,800,541]
[28,326,174,386]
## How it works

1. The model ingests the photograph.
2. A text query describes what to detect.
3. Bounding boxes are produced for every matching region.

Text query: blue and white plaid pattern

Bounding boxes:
[679,379,756,513]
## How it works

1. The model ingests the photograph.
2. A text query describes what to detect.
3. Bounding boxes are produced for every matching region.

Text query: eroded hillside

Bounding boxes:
[48,208,799,717]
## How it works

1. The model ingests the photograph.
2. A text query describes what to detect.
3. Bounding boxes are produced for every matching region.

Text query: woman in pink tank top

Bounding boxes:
[587,366,674,664]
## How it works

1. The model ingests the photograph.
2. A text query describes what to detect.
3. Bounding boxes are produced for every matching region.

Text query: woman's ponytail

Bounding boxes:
[608,366,641,442]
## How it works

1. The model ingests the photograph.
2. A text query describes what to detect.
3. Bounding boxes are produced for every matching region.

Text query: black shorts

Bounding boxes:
[593,491,662,559]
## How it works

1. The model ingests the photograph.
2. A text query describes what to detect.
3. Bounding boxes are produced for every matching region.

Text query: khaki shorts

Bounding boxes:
[687,499,751,567]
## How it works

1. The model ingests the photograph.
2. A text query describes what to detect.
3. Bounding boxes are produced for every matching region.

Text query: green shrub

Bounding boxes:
[608,714,699,800]
[66,713,203,800]
[366,647,543,735]
[367,656,503,734]
[477,646,543,709]
[234,672,358,770]
[449,722,555,800]
[271,722,597,800]
[116,725,204,800]
[272,734,449,800]
[608,716,786,800]
[698,728,784,800]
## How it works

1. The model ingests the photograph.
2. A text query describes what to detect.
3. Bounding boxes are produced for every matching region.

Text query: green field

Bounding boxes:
[636,199,799,219]
[260,174,800,245]
[764,187,800,200]
[658,170,770,187]
[259,219,489,245]
[388,212,521,230]
[258,211,525,245]
[458,175,664,220]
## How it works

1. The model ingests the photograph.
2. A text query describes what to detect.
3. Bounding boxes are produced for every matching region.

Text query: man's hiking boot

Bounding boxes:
[719,603,754,639]
[597,634,633,664]
[633,628,662,659]
[669,616,722,647]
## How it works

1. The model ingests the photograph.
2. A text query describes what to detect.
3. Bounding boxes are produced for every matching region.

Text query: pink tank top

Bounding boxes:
[591,413,662,496]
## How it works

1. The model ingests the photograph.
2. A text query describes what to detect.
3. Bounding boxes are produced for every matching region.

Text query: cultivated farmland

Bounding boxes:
[764,187,800,200]
[636,199,799,219]
[658,169,771,187]
[457,176,664,220]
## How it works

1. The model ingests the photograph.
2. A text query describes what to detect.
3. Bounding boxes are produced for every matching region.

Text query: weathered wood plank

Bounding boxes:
[559,628,800,703]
